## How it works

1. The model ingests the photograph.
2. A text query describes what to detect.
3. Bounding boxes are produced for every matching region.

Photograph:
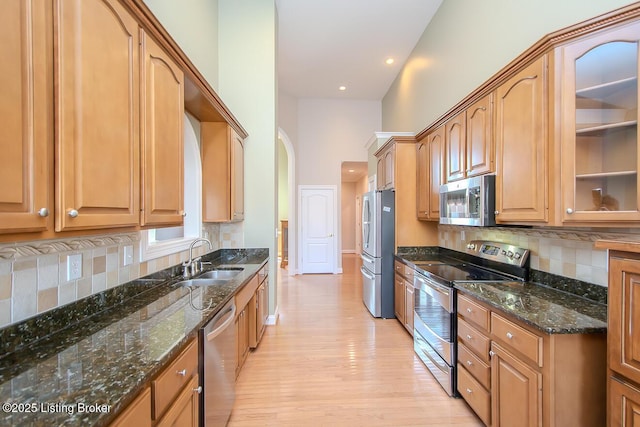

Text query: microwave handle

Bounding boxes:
[465,187,471,218]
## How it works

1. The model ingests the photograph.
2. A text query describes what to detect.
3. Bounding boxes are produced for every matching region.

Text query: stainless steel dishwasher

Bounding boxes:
[200,299,237,426]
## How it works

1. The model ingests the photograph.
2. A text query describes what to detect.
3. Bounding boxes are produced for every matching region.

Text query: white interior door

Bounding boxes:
[299,186,336,274]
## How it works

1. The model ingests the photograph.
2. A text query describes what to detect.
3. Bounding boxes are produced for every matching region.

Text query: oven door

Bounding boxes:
[413,273,455,365]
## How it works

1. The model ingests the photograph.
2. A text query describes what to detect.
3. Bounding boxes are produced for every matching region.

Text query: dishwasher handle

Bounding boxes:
[206,302,236,342]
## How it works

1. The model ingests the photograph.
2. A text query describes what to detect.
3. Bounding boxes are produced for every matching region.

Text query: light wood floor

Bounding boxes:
[228,254,483,426]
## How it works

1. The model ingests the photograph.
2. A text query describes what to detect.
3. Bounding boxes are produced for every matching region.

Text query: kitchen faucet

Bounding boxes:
[182,238,213,278]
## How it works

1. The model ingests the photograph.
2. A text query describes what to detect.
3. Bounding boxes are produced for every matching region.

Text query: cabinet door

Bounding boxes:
[428,127,444,219]
[376,154,385,190]
[404,281,414,335]
[445,111,466,182]
[394,274,405,324]
[231,130,245,221]
[55,0,140,231]
[236,307,249,378]
[491,341,542,427]
[560,22,640,223]
[383,145,395,189]
[466,93,494,177]
[110,388,151,427]
[416,141,430,220]
[140,31,184,226]
[610,377,640,427]
[156,375,199,427]
[495,56,548,223]
[610,256,640,384]
[0,0,52,233]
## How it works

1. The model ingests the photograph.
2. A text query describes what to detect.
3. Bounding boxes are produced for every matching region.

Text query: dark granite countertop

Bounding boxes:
[0,248,268,427]
[395,249,607,335]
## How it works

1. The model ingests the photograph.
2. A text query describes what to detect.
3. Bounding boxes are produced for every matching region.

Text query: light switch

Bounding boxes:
[67,254,82,281]
[123,245,134,266]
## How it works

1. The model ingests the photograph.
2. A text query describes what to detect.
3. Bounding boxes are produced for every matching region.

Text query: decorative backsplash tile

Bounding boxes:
[439,225,640,287]
[0,223,229,328]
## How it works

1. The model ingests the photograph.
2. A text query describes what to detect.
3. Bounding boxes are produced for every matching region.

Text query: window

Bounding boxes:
[141,112,202,260]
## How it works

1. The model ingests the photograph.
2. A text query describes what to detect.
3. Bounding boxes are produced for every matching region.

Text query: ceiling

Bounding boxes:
[341,161,368,183]
[276,0,443,101]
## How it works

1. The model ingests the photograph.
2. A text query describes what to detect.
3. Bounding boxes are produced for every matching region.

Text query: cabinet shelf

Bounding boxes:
[576,76,637,99]
[576,120,637,135]
[576,170,637,179]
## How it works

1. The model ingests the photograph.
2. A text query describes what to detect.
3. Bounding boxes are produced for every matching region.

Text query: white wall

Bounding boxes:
[143,0,219,89]
[341,182,357,253]
[382,0,636,132]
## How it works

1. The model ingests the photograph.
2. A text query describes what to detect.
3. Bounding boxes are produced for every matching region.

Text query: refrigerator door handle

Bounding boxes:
[361,253,374,264]
[360,266,375,280]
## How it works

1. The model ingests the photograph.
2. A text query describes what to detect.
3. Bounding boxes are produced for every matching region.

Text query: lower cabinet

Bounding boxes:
[394,260,415,336]
[456,292,606,427]
[110,387,152,427]
[156,375,200,427]
[394,273,405,324]
[610,377,640,427]
[236,305,249,378]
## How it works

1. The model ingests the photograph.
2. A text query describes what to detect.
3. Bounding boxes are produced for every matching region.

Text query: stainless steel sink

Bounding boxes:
[197,269,243,280]
[177,278,230,287]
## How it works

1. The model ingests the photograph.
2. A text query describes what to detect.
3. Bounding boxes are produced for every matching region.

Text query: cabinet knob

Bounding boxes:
[566,208,574,214]
[193,386,202,394]
[466,334,472,340]
[494,210,499,215]
[38,208,49,217]
[466,308,472,313]
[68,209,79,218]
[181,211,187,217]
[176,369,187,376]
[506,332,514,340]
[466,388,473,394]
[489,350,495,357]
[466,360,473,366]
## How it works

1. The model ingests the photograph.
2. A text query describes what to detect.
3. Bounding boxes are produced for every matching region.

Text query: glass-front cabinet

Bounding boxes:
[560,22,640,222]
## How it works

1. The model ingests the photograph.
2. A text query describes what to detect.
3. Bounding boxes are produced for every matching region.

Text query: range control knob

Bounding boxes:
[514,252,522,260]
[507,251,514,258]
[501,250,507,255]
[466,243,476,250]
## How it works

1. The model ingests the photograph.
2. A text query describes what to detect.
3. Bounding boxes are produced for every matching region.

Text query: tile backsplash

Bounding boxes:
[439,225,640,287]
[0,223,230,328]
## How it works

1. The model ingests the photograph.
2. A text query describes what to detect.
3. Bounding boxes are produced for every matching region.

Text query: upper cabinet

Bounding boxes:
[55,0,140,231]
[417,126,444,221]
[444,93,494,183]
[0,0,52,234]
[140,30,185,227]
[201,123,245,222]
[559,21,640,223]
[495,56,548,224]
[376,143,396,190]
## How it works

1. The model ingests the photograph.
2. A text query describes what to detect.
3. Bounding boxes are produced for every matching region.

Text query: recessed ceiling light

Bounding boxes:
[385,58,395,65]
[339,86,347,91]
[348,169,355,173]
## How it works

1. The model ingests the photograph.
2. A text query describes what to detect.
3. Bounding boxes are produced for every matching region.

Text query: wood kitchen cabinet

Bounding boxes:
[558,21,640,224]
[376,142,396,190]
[202,123,245,222]
[0,0,52,234]
[55,0,140,231]
[140,30,185,227]
[393,260,415,336]
[456,292,606,427]
[444,93,493,183]
[610,377,640,427]
[235,267,268,376]
[109,387,152,427]
[249,263,269,348]
[495,56,549,224]
[416,126,444,221]
[236,305,249,378]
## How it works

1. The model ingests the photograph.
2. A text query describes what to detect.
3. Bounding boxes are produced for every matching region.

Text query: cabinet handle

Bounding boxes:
[193,386,202,394]
[176,369,187,376]
[466,334,472,340]
[506,332,514,340]
[566,208,574,214]
[68,209,79,218]
[494,210,499,215]
[489,350,495,357]
[38,208,49,217]
[466,360,473,366]
[181,211,187,217]
[466,308,472,313]
[466,388,473,394]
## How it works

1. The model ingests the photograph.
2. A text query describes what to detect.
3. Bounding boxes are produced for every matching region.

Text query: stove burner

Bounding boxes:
[418,263,511,283]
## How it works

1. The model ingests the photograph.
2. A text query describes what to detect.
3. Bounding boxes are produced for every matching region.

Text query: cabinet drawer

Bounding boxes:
[458,318,490,361]
[394,260,404,274]
[458,294,489,331]
[458,343,490,389]
[458,364,491,426]
[152,338,198,420]
[491,312,543,367]
[403,265,415,280]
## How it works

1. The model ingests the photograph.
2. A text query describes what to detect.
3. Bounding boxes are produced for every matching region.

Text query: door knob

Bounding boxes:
[328,233,333,237]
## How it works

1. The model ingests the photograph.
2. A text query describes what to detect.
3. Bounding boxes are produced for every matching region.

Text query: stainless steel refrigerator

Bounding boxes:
[360,189,395,318]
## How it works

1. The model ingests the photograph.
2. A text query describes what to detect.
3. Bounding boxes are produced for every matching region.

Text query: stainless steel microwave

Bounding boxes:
[439,175,496,226]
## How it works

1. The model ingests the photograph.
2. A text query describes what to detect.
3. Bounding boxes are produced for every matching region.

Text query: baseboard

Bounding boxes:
[342,249,356,254]
[266,306,279,325]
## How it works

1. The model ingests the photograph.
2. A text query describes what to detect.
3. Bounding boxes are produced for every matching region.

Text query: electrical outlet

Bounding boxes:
[123,245,134,266]
[67,253,82,281]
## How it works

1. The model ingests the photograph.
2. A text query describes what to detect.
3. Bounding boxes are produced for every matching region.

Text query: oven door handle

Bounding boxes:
[414,275,452,312]
[360,266,375,281]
